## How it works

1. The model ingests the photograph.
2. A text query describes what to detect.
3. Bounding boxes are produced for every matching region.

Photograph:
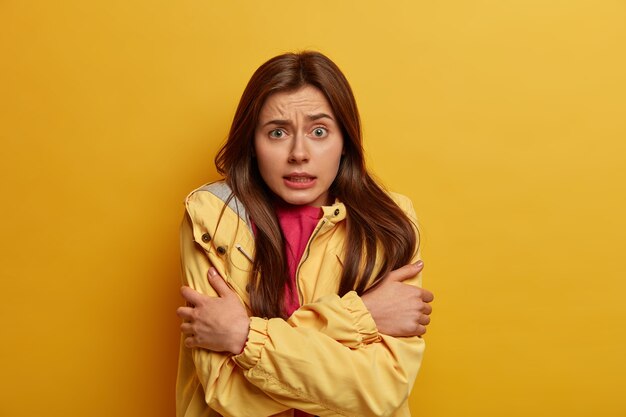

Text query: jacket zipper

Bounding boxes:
[294,218,328,305]
[235,244,253,263]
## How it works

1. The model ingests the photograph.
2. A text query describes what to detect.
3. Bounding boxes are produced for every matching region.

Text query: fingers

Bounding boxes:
[421,302,432,316]
[180,286,204,306]
[420,288,434,303]
[416,293,433,315]
[180,267,233,305]
[176,306,194,320]
[181,320,204,348]
[180,322,194,335]
[207,267,233,298]
[181,323,196,347]
[184,335,196,348]
[388,261,424,282]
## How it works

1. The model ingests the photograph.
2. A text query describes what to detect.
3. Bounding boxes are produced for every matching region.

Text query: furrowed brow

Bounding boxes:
[262,119,292,127]
[261,113,333,127]
[307,113,334,121]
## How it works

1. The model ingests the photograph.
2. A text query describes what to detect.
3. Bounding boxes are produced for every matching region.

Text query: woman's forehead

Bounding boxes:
[259,86,334,121]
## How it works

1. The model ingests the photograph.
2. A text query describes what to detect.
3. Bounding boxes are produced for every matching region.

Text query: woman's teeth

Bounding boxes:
[287,177,313,182]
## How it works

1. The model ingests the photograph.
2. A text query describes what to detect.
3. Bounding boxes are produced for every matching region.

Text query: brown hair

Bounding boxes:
[215,51,418,319]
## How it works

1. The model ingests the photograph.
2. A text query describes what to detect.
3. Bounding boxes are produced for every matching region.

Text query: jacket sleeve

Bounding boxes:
[233,319,424,417]
[177,214,391,417]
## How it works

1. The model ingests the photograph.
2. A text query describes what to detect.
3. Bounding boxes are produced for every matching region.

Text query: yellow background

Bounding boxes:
[1,1,625,416]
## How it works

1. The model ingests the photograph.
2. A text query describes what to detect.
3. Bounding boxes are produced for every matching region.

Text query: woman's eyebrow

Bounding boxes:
[261,113,334,127]
[262,119,292,127]
[307,113,334,121]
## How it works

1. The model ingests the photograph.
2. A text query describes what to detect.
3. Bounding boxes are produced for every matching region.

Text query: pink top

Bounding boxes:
[275,203,322,317]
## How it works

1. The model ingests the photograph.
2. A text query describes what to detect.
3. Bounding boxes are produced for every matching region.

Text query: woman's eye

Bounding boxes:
[312,127,328,138]
[269,129,284,139]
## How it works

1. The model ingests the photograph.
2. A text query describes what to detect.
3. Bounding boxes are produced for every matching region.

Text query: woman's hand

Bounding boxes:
[361,261,434,337]
[177,268,250,355]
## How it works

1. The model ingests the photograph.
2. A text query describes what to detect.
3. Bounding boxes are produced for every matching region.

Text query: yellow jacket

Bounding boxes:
[176,182,425,417]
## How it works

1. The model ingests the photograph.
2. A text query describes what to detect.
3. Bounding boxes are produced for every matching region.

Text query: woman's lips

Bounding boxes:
[283,175,316,189]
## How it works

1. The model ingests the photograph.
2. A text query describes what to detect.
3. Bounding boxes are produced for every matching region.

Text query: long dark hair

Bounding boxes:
[215,51,418,319]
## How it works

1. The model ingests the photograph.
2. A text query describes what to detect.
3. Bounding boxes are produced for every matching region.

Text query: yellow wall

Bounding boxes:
[1,1,625,416]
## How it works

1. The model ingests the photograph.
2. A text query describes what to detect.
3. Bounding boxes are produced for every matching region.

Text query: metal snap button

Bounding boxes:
[334,209,340,216]
[201,233,211,243]
[217,246,227,255]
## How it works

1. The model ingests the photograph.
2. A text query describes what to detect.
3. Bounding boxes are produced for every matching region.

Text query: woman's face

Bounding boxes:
[254,85,344,207]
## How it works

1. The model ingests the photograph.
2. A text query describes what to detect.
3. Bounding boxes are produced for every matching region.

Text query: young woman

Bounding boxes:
[176,51,434,417]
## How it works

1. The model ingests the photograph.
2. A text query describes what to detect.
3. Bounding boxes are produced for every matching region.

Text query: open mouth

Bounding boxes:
[283,174,317,188]
[284,176,315,183]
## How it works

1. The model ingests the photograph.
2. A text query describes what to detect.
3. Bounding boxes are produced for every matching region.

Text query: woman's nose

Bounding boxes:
[288,134,309,163]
